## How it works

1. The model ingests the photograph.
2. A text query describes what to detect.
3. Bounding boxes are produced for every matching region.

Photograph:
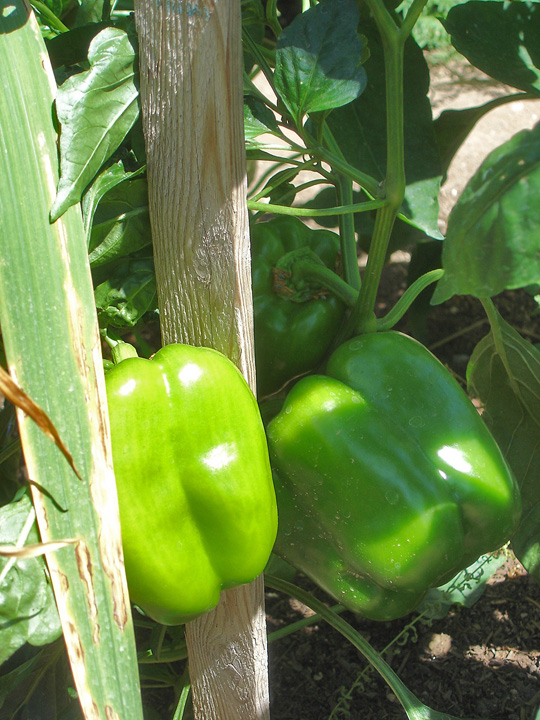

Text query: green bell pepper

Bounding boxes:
[106,343,278,625]
[267,331,520,621]
[251,215,344,398]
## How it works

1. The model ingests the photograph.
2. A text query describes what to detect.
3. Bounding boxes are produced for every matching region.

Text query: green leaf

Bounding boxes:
[244,97,279,143]
[51,26,139,220]
[418,553,506,620]
[467,314,540,582]
[0,6,144,716]
[274,0,367,122]
[434,96,525,180]
[45,23,107,69]
[75,0,109,26]
[82,160,144,241]
[88,178,151,267]
[95,257,157,328]
[432,122,540,304]
[0,496,62,665]
[444,0,540,95]
[325,24,442,239]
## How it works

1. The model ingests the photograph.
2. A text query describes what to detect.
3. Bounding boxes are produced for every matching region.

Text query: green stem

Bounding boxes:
[400,0,430,40]
[172,664,191,720]
[242,29,276,93]
[480,297,521,397]
[247,199,386,217]
[102,333,139,364]
[337,178,361,291]
[292,260,359,307]
[350,205,397,334]
[244,73,279,114]
[268,604,346,643]
[350,0,406,334]
[265,0,282,38]
[311,145,381,198]
[30,1,69,32]
[376,269,444,331]
[250,165,323,203]
[264,575,422,718]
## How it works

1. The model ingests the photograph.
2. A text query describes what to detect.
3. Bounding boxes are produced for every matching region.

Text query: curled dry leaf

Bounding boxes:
[0,538,78,558]
[0,365,83,481]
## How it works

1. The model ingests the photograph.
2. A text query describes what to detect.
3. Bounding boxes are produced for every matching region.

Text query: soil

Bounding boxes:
[264,59,540,720]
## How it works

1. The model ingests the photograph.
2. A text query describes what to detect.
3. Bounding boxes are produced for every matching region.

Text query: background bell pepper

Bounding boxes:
[251,215,344,398]
[267,331,521,621]
[106,343,278,625]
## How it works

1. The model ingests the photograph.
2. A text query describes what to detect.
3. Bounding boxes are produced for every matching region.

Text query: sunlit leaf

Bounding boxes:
[433,122,540,304]
[51,27,139,220]
[274,0,367,122]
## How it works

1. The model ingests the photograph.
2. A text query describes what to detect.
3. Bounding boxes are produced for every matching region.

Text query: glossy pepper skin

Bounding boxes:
[106,344,278,625]
[251,216,344,398]
[267,331,520,621]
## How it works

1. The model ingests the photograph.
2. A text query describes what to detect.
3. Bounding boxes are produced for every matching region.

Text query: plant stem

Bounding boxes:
[311,145,381,198]
[247,199,386,217]
[350,0,406,333]
[480,297,521,397]
[400,0,430,40]
[376,269,444,331]
[337,178,361,291]
[265,0,283,38]
[349,204,397,333]
[268,604,346,643]
[264,575,423,718]
[292,260,359,307]
[242,29,276,92]
[30,1,69,32]
[172,664,191,720]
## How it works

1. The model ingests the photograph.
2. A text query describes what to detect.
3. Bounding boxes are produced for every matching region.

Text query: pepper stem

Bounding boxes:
[111,342,139,364]
[102,331,140,364]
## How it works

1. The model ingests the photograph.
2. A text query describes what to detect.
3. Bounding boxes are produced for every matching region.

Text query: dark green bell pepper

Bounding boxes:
[251,215,344,398]
[267,331,521,621]
[106,343,278,625]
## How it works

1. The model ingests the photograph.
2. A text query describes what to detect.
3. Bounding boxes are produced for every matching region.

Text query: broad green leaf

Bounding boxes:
[0,496,62,664]
[444,1,540,95]
[432,122,540,304]
[89,178,151,267]
[325,23,442,239]
[95,257,157,328]
[0,5,143,717]
[274,0,367,123]
[51,26,139,220]
[467,314,540,581]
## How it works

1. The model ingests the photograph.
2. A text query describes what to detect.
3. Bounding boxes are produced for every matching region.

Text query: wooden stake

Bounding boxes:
[134,1,270,718]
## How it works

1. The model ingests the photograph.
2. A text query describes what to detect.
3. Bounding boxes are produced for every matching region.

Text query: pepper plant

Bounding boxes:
[1,0,540,718]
